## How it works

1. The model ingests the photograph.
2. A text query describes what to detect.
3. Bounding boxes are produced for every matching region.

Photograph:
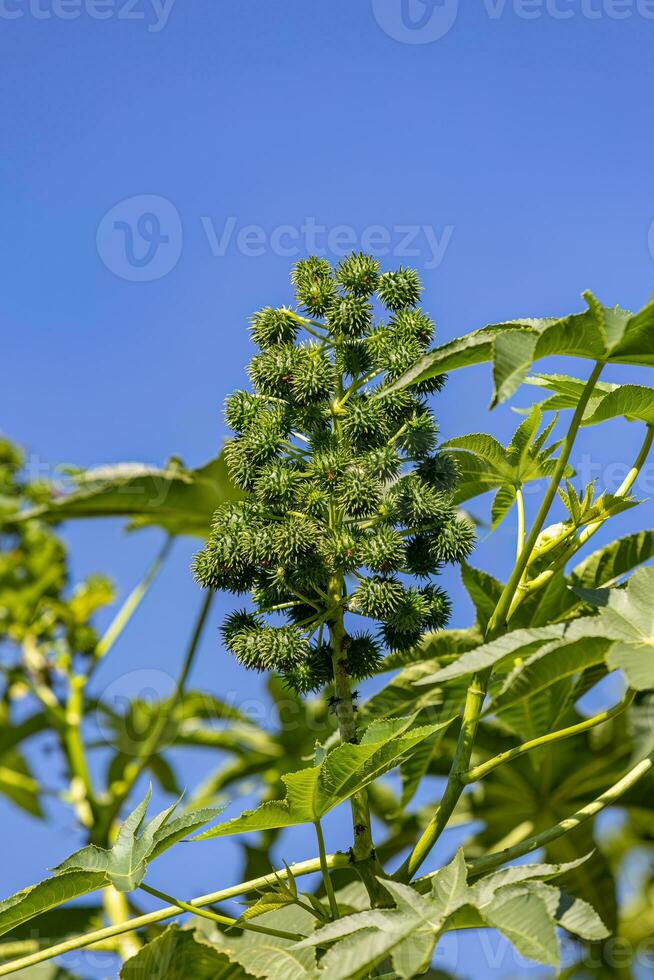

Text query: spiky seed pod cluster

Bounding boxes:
[194,254,475,694]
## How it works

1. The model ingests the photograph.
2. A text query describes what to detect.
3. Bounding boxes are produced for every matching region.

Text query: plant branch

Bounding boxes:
[0,855,351,977]
[140,883,305,941]
[515,485,525,560]
[464,750,654,880]
[487,361,605,636]
[462,690,635,784]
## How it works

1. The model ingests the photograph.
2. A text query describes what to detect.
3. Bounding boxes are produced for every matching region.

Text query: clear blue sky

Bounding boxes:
[1,3,653,977]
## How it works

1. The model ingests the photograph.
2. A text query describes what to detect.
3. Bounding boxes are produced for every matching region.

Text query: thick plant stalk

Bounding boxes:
[398,362,606,882]
[328,574,385,905]
[0,855,351,977]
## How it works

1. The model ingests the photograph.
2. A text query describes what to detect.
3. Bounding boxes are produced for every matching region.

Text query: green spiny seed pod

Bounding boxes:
[338,468,383,517]
[421,584,452,630]
[194,253,473,691]
[336,252,380,297]
[377,267,422,311]
[290,344,335,405]
[350,576,405,619]
[361,444,401,481]
[250,307,299,349]
[255,460,301,507]
[249,345,302,398]
[347,632,383,678]
[320,529,361,572]
[292,257,336,316]
[390,309,435,348]
[418,453,459,492]
[357,528,405,574]
[342,396,392,449]
[327,295,372,338]
[224,390,263,433]
[431,514,476,563]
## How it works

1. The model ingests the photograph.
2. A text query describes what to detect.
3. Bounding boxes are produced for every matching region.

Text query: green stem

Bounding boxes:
[398,362,605,882]
[515,486,525,561]
[140,884,305,942]
[314,820,339,919]
[487,361,604,637]
[462,690,635,784]
[93,536,174,666]
[0,855,351,977]
[465,750,654,880]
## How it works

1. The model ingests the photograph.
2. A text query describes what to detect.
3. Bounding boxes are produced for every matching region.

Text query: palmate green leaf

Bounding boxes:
[211,907,317,980]
[0,870,107,939]
[197,718,452,839]
[298,851,593,976]
[56,789,224,891]
[443,407,566,528]
[481,889,559,966]
[385,292,654,405]
[568,566,654,689]
[17,451,241,538]
[120,925,247,980]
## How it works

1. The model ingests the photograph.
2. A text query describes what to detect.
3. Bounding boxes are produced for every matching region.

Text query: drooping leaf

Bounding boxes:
[17,452,241,538]
[416,626,566,685]
[0,871,107,939]
[0,750,42,818]
[385,293,654,405]
[461,563,504,631]
[197,718,452,839]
